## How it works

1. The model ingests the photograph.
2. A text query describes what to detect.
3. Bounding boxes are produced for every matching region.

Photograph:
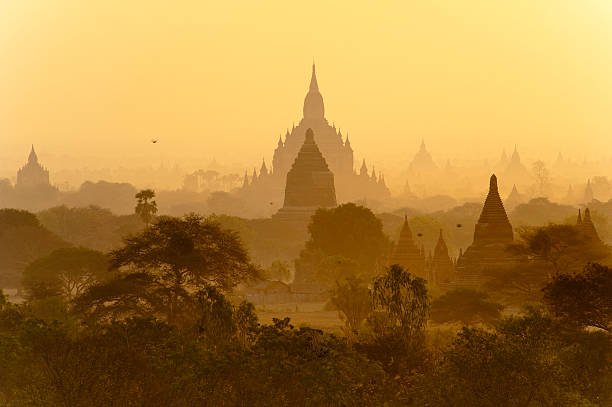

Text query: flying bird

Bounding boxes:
[457,223,462,228]
[151,139,158,144]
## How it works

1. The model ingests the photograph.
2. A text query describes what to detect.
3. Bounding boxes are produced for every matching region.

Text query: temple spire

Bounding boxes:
[303,64,325,119]
[310,63,319,91]
[28,145,38,164]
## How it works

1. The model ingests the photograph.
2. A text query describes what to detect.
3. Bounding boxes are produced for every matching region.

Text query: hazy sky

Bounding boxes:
[1,0,611,176]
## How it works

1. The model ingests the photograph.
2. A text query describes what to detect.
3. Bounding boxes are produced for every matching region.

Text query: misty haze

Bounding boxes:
[0,1,611,406]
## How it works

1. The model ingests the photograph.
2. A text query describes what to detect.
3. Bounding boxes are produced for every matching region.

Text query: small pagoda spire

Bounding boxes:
[576,209,583,225]
[260,158,269,177]
[251,167,258,183]
[360,159,368,177]
[28,145,39,164]
[371,167,377,181]
[309,63,319,91]
[277,135,284,148]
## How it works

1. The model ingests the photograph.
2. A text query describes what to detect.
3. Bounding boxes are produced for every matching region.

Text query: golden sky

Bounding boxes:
[1,0,611,174]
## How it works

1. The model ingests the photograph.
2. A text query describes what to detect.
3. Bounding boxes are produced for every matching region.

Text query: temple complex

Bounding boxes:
[430,229,454,284]
[408,140,438,175]
[503,146,530,187]
[389,215,426,279]
[456,174,516,273]
[239,64,389,205]
[16,145,50,189]
[273,128,337,223]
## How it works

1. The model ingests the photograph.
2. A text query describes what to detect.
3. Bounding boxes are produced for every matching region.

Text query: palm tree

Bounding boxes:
[135,189,158,226]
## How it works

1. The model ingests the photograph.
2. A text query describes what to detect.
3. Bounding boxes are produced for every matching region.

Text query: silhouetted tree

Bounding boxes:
[22,247,109,302]
[418,309,612,406]
[0,209,69,287]
[330,277,371,336]
[299,203,391,280]
[74,214,259,326]
[135,189,157,225]
[543,263,612,332]
[511,224,609,275]
[359,265,430,375]
[369,264,429,337]
[430,289,503,326]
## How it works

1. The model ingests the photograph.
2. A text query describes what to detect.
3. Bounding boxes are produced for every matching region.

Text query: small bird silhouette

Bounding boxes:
[269,202,274,206]
[417,233,423,237]
[151,139,158,144]
[456,223,462,228]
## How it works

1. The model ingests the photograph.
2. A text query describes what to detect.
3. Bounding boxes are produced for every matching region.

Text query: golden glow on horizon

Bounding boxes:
[0,0,611,172]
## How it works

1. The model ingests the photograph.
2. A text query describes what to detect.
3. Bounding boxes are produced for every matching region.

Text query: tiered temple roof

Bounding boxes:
[473,175,514,245]
[431,229,454,284]
[456,174,518,275]
[389,215,426,278]
[274,128,337,222]
[16,145,50,188]
[578,208,600,241]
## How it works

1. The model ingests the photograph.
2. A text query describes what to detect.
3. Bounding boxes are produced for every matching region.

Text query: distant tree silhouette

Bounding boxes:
[0,209,69,287]
[74,214,260,327]
[511,224,609,275]
[22,247,109,302]
[431,289,503,326]
[300,203,391,280]
[135,189,157,225]
[330,277,371,336]
[543,263,612,332]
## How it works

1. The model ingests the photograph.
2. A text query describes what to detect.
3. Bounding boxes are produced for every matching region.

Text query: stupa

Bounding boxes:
[504,184,523,211]
[577,208,600,242]
[431,229,454,284]
[389,215,426,279]
[456,174,516,272]
[273,128,337,222]
[408,140,438,174]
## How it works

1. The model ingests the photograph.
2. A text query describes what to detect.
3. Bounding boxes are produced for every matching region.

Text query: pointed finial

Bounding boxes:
[490,174,498,191]
[309,62,319,91]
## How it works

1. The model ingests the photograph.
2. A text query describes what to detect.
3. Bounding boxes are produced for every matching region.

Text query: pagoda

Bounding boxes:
[431,229,454,284]
[389,215,426,279]
[273,128,337,222]
[240,64,389,206]
[456,174,516,272]
[577,208,600,242]
[504,184,523,212]
[16,145,50,188]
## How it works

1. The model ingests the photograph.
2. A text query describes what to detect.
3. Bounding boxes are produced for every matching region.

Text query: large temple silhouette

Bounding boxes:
[273,128,337,223]
[16,145,50,189]
[239,64,389,207]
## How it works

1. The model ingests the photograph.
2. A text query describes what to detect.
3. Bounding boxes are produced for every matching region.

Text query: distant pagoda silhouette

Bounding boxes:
[408,140,438,174]
[577,208,600,242]
[273,128,337,222]
[16,145,50,188]
[240,64,389,205]
[389,215,425,279]
[456,174,518,274]
[431,229,454,284]
[504,184,523,212]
